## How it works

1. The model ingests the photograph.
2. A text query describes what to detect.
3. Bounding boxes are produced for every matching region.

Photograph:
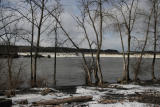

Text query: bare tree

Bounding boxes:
[28,0,36,87]
[74,9,97,84]
[33,0,47,87]
[133,7,153,81]
[0,0,21,89]
[111,0,138,82]
[0,26,19,89]
[107,14,128,83]
[33,0,108,86]
[150,0,159,81]
[8,0,51,87]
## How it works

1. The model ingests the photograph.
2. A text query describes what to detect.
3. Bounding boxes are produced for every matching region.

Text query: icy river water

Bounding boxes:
[0,57,160,88]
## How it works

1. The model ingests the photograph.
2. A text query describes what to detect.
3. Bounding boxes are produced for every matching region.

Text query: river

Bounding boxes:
[0,57,160,89]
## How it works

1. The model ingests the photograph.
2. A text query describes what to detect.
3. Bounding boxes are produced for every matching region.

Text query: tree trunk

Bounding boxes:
[8,56,13,89]
[116,18,127,82]
[33,96,93,106]
[152,1,157,80]
[96,0,103,86]
[7,44,13,89]
[94,66,99,84]
[30,48,33,87]
[54,47,57,86]
[30,1,34,87]
[96,55,103,86]
[83,60,92,85]
[53,23,57,86]
[126,33,131,82]
[134,7,153,82]
[33,56,37,87]
[134,60,140,81]
[152,53,156,80]
[33,0,45,87]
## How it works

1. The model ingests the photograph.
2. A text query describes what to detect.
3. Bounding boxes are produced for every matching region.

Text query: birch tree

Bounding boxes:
[112,0,139,82]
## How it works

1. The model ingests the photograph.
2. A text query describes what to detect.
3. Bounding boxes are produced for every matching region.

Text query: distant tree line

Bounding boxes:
[0,45,119,54]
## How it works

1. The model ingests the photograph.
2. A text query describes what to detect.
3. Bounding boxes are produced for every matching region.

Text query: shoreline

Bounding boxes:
[2,82,160,106]
[18,52,160,58]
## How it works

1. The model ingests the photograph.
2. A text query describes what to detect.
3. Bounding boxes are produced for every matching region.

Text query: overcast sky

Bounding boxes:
[2,0,153,51]
[59,0,125,51]
[59,0,153,51]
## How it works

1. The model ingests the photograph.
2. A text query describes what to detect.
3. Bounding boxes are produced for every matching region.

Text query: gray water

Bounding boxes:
[0,57,160,88]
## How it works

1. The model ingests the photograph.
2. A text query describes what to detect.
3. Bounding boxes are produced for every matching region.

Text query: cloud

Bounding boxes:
[1,0,154,51]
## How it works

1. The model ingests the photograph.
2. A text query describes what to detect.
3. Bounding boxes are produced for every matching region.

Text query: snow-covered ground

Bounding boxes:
[89,102,159,107]
[5,84,160,107]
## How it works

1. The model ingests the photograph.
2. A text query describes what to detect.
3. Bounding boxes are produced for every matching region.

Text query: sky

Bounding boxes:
[1,0,153,51]
[60,0,125,51]
[58,0,154,51]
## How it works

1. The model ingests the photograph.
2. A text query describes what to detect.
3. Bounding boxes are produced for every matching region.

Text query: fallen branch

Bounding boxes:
[99,99,124,104]
[33,96,93,105]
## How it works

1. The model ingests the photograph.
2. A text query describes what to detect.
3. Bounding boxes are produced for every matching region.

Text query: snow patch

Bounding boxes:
[9,84,160,106]
[89,101,157,107]
[76,86,106,101]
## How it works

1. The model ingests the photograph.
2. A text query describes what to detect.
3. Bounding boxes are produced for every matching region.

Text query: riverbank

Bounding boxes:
[18,52,160,58]
[1,82,160,107]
